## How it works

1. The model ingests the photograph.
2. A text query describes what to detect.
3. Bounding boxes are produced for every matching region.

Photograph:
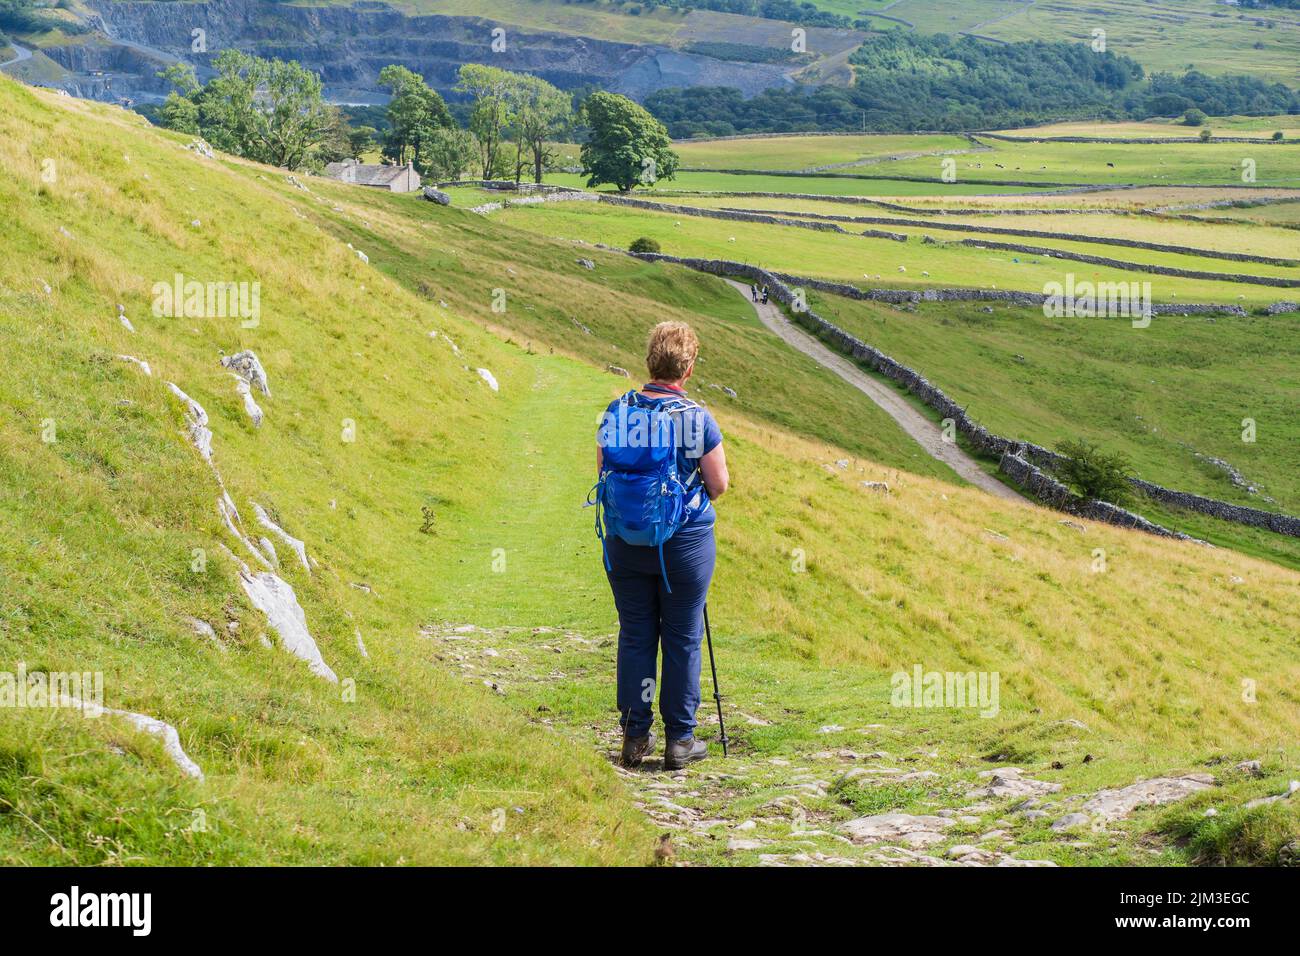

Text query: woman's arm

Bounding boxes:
[700,443,729,500]
[596,444,603,475]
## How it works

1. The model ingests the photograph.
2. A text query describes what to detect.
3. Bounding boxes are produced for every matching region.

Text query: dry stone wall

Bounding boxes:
[622,251,1299,537]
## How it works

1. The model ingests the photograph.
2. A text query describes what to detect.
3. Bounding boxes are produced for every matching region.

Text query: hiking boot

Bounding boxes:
[663,736,709,771]
[621,731,655,768]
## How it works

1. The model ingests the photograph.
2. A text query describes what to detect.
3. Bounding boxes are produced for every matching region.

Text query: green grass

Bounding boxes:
[809,291,1300,515]
[0,80,652,864]
[993,116,1300,139]
[491,198,1296,307]
[673,133,975,170]
[844,0,1300,88]
[543,170,1044,196]
[662,191,1300,259]
[880,137,1300,188]
[3,78,1299,868]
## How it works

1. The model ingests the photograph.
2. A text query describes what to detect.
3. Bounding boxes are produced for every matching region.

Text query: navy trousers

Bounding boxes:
[604,523,716,741]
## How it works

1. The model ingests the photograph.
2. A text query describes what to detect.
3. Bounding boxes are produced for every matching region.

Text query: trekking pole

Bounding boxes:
[702,604,729,756]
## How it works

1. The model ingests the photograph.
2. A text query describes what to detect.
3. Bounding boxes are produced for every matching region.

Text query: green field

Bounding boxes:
[5,78,1300,868]
[882,137,1300,188]
[545,169,1045,196]
[993,116,1300,140]
[846,0,1300,88]
[492,199,1297,307]
[660,192,1300,261]
[811,295,1300,513]
[673,133,976,170]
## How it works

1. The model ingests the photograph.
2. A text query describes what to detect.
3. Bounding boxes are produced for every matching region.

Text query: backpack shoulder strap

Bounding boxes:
[657,396,699,416]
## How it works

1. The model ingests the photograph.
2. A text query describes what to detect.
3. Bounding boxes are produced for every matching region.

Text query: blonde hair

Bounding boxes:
[645,321,699,382]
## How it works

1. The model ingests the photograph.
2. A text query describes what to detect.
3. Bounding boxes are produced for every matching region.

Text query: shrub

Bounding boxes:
[1182,108,1207,126]
[629,236,661,254]
[1054,439,1134,505]
[1273,130,1285,141]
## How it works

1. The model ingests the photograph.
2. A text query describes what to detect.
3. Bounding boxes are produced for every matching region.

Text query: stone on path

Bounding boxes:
[842,813,954,847]
[1080,774,1215,821]
[970,767,1063,800]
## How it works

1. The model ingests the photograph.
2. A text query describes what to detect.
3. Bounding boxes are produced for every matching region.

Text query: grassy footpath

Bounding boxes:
[422,351,1300,865]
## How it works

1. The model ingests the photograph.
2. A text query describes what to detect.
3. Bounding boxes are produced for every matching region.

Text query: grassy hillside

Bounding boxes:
[810,293,1300,517]
[3,78,1298,867]
[848,0,1300,88]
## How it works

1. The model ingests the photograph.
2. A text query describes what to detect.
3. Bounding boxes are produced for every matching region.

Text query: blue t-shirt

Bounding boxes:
[600,385,723,527]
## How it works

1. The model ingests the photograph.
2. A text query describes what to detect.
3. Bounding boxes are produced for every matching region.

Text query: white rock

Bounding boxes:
[251,502,311,574]
[58,694,203,780]
[166,382,213,460]
[117,355,151,376]
[232,376,263,426]
[188,618,225,651]
[843,813,954,847]
[477,368,499,392]
[971,767,1062,800]
[220,350,271,396]
[237,567,337,682]
[1050,812,1090,831]
[218,494,272,568]
[1081,774,1214,821]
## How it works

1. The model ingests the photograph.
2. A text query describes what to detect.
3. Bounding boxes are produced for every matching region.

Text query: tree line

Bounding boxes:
[154,53,677,192]
[644,32,1300,137]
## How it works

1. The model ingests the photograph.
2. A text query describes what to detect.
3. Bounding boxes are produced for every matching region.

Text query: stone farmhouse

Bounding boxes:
[323,159,421,193]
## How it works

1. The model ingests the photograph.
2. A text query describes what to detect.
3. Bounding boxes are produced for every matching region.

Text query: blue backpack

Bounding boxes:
[588,390,702,591]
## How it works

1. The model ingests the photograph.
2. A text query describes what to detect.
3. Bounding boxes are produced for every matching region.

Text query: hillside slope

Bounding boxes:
[1,79,1297,866]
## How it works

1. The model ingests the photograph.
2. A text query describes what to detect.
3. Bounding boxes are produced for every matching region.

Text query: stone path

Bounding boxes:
[420,622,1295,865]
[419,622,1192,867]
[723,279,1023,501]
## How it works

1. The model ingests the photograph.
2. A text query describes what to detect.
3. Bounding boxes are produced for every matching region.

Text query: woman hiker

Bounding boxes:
[593,322,729,770]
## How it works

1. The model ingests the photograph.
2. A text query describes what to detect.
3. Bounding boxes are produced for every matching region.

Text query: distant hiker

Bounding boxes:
[760,288,769,305]
[590,322,729,771]
[750,283,758,301]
